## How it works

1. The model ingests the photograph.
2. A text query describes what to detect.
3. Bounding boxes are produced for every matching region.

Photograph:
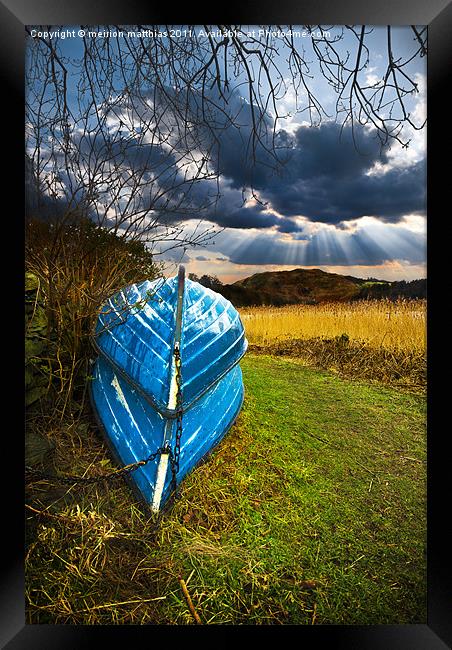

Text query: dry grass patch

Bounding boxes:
[240,300,426,353]
[240,300,426,391]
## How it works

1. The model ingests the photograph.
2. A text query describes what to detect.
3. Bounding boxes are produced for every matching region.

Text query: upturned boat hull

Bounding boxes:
[90,267,247,510]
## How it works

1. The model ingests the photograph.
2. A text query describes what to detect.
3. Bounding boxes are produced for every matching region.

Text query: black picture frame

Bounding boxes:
[5,0,451,646]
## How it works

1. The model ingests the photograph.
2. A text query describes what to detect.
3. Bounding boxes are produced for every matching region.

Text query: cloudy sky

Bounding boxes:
[26,26,426,283]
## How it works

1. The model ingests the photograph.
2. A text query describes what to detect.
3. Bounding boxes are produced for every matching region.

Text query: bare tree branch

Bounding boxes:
[25,24,426,249]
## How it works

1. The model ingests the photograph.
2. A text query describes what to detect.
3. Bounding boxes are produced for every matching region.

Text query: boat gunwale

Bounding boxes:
[91,333,247,419]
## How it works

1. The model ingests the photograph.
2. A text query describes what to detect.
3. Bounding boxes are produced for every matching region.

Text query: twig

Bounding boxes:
[25,503,72,522]
[354,459,381,477]
[178,574,202,624]
[311,602,317,625]
[74,597,167,613]
[299,422,330,445]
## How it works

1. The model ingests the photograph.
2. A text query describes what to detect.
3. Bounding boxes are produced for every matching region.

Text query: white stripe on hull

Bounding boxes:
[152,355,179,511]
[151,452,169,512]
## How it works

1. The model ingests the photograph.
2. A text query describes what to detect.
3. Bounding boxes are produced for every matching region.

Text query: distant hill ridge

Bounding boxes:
[190,268,426,306]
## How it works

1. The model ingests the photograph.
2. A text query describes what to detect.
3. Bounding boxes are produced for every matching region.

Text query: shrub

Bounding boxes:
[25,217,161,417]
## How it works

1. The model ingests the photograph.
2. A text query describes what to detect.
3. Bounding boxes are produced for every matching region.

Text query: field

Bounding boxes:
[240,299,426,352]
[240,300,426,391]
[25,354,426,625]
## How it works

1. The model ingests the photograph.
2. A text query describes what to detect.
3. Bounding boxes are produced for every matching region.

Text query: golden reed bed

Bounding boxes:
[239,299,426,353]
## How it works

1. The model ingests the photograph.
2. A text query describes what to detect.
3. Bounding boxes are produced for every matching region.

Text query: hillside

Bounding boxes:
[208,268,426,307]
[231,268,362,305]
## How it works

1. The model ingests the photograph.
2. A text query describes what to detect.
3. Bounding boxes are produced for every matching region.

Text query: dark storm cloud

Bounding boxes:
[212,205,280,230]
[275,219,306,234]
[264,157,426,223]
[25,154,91,221]
[197,112,425,231]
[290,121,389,179]
[195,87,281,189]
[214,121,426,225]
[72,131,178,172]
[210,202,303,232]
[37,83,424,231]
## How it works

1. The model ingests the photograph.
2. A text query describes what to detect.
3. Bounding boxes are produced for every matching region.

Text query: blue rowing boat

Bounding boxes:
[89,266,248,511]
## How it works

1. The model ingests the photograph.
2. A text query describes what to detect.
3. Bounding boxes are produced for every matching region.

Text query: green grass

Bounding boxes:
[26,353,426,625]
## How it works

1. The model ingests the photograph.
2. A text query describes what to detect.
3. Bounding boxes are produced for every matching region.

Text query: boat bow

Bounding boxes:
[94,267,247,415]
